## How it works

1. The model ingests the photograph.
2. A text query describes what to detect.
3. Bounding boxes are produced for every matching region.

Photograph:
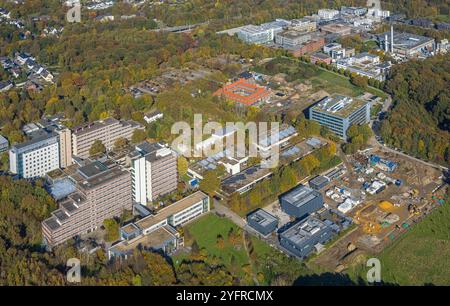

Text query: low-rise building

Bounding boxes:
[318,9,340,20]
[378,30,435,59]
[289,36,326,57]
[310,52,332,65]
[279,184,324,219]
[108,191,210,259]
[289,18,317,32]
[320,23,352,36]
[237,25,274,44]
[143,110,163,124]
[279,216,334,259]
[336,52,391,81]
[309,175,330,191]
[213,78,272,106]
[0,80,13,92]
[275,30,312,49]
[309,95,371,139]
[247,209,278,236]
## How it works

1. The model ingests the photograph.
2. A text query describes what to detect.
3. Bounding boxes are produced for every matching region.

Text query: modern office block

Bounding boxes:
[309,95,371,139]
[279,216,334,259]
[247,209,278,236]
[72,117,143,158]
[42,160,132,247]
[9,131,60,178]
[129,141,178,205]
[280,184,324,219]
[237,25,274,44]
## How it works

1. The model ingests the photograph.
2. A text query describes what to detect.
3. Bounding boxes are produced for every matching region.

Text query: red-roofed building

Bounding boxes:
[213,78,272,106]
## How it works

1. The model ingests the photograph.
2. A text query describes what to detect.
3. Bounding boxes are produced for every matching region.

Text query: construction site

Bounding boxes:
[309,145,447,271]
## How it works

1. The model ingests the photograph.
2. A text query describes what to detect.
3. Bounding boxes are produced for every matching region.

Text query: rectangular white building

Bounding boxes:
[9,131,60,178]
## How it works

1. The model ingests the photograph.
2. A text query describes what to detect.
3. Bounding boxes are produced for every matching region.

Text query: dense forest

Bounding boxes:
[380,54,450,166]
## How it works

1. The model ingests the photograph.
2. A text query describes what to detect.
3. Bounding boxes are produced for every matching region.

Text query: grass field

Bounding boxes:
[346,200,450,285]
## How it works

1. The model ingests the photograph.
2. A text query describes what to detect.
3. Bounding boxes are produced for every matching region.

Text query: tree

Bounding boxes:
[89,140,106,156]
[103,218,119,242]
[131,129,147,144]
[114,137,128,150]
[199,170,220,197]
[177,156,188,177]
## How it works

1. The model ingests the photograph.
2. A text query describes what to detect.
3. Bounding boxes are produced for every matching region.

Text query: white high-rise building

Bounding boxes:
[129,141,178,205]
[9,131,60,178]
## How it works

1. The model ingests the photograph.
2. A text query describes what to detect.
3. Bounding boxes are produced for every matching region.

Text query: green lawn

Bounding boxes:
[346,201,450,285]
[173,214,250,272]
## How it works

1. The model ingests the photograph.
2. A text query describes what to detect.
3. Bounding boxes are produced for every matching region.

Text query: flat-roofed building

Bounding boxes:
[275,30,312,49]
[9,130,60,178]
[289,19,317,32]
[128,141,178,205]
[310,52,332,65]
[318,9,340,20]
[213,78,272,106]
[247,209,278,236]
[42,160,132,247]
[378,31,435,59]
[336,52,391,81]
[108,191,210,259]
[279,216,334,259]
[72,117,144,158]
[309,175,330,190]
[280,185,324,219]
[320,23,352,36]
[309,95,371,139]
[237,25,274,44]
[0,134,8,153]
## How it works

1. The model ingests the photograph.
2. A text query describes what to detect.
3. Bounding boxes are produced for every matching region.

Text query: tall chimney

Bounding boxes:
[390,26,394,53]
[385,34,388,52]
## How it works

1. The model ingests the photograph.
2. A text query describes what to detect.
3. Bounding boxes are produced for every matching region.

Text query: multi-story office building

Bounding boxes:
[280,184,324,219]
[309,95,371,139]
[42,160,132,247]
[318,9,340,20]
[237,25,275,44]
[128,141,178,205]
[340,6,367,16]
[275,30,312,49]
[0,134,8,153]
[72,117,143,158]
[55,127,72,168]
[279,216,334,259]
[9,131,60,178]
[289,19,317,33]
[108,191,210,259]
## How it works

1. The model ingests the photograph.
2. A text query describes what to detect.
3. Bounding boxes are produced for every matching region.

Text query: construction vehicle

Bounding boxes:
[408,203,420,215]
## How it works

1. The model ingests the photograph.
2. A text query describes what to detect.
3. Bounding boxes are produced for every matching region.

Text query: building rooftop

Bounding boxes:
[135,191,208,231]
[309,175,330,187]
[70,161,128,191]
[213,78,271,106]
[11,130,58,152]
[281,184,321,208]
[379,31,434,50]
[0,134,8,145]
[111,226,177,254]
[248,209,278,227]
[311,95,369,118]
[280,217,329,245]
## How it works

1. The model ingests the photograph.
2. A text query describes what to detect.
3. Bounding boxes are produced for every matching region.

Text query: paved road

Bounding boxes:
[369,136,447,171]
[213,199,246,228]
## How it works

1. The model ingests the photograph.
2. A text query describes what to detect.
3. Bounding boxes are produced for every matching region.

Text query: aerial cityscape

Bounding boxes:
[0,0,449,290]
